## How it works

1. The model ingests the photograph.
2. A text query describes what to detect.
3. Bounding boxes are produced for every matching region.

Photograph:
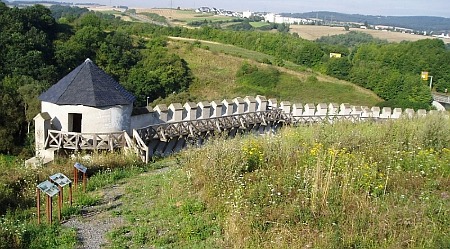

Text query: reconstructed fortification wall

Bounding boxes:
[31,95,440,165]
[131,95,430,130]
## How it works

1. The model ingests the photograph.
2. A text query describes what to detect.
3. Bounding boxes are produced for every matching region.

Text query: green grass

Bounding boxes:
[166,40,382,106]
[276,74,380,105]
[107,166,222,248]
[250,22,270,28]
[105,114,450,248]
[0,152,149,249]
[183,16,235,23]
[197,42,279,64]
[95,10,123,15]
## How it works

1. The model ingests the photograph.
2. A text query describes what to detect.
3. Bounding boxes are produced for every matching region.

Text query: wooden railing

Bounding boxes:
[135,109,283,143]
[45,130,127,151]
[132,130,149,163]
[44,130,150,163]
[432,93,450,104]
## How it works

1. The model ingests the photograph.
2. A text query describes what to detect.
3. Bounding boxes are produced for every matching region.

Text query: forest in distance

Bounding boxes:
[1,2,450,155]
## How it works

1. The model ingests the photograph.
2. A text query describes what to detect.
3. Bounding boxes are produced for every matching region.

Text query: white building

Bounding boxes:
[38,58,135,134]
[243,11,253,18]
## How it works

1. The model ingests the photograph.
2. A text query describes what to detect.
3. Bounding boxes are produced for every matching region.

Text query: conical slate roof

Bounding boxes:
[39,59,135,107]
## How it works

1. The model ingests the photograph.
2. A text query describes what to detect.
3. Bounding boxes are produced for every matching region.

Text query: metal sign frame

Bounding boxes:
[37,180,60,224]
[73,162,88,192]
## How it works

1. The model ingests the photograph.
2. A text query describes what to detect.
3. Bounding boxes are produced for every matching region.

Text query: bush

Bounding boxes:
[236,62,280,93]
[376,99,432,110]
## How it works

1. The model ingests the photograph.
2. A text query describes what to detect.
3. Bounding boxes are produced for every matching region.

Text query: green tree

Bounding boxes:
[125,45,194,106]
[71,25,104,59]
[0,78,25,153]
[96,31,142,81]
[0,5,58,82]
[326,57,352,80]
[295,43,324,67]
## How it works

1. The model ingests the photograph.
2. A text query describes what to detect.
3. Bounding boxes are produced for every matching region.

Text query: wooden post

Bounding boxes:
[58,186,63,208]
[37,188,41,224]
[69,183,72,206]
[49,196,53,224]
[57,193,62,221]
[73,167,78,188]
[83,172,87,192]
[47,196,52,224]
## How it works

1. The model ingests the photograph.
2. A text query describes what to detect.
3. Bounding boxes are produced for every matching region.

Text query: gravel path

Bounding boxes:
[62,167,171,248]
[63,185,125,249]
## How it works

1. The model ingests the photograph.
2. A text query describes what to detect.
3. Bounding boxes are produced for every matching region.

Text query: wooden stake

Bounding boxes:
[47,196,52,224]
[58,186,63,208]
[83,172,87,192]
[69,183,73,206]
[57,186,62,221]
[37,188,41,224]
[57,193,62,221]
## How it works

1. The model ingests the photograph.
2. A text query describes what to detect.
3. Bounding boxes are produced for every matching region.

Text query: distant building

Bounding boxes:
[264,13,314,25]
[195,7,211,13]
[264,13,275,23]
[243,11,253,18]
[374,25,393,30]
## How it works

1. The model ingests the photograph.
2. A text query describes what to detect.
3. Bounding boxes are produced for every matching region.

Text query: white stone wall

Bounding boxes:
[130,97,434,129]
[130,112,158,131]
[42,96,438,135]
[41,101,132,133]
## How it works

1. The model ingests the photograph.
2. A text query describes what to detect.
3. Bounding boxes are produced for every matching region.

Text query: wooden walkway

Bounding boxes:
[432,93,450,104]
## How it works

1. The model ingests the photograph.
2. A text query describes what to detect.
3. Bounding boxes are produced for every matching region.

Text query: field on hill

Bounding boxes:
[125,8,449,44]
[134,8,236,25]
[289,25,449,43]
[164,38,382,107]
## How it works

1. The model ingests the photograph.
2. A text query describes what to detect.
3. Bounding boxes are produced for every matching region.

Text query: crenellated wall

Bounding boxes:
[130,95,433,130]
[129,95,444,159]
[31,95,443,165]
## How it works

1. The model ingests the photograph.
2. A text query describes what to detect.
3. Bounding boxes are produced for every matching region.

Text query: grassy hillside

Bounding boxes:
[108,115,449,248]
[162,39,382,106]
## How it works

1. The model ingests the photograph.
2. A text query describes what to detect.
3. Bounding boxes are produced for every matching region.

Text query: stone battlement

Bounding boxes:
[130,95,432,130]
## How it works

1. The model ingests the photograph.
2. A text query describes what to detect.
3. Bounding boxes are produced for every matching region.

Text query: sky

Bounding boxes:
[22,0,450,17]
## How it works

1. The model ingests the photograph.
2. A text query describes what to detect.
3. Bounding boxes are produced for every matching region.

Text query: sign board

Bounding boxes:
[37,180,59,197]
[74,162,87,173]
[421,71,429,81]
[330,53,342,58]
[49,173,72,187]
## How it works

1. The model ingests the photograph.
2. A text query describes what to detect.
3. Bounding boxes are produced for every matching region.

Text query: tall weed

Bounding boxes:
[180,116,450,248]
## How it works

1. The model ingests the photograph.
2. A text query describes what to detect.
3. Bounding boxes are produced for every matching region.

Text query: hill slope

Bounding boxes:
[162,38,382,107]
[100,115,450,248]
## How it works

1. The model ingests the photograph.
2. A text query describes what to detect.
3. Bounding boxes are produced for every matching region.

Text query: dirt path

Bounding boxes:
[62,185,125,249]
[62,167,171,248]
